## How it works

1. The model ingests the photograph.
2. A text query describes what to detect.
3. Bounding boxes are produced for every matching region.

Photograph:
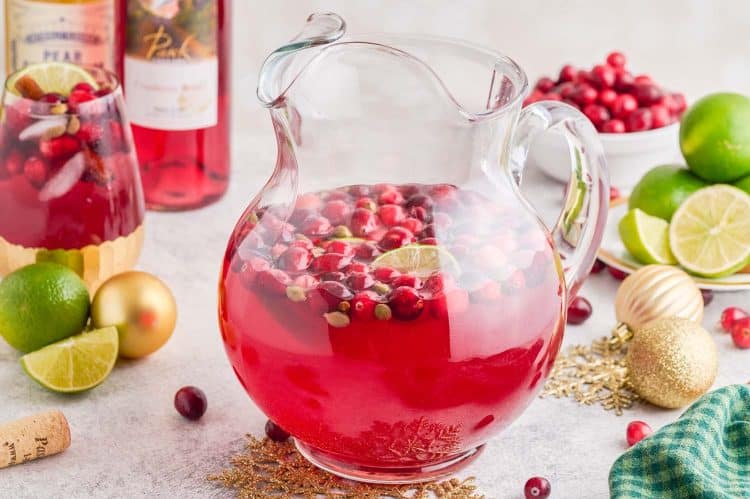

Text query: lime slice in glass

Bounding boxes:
[618,208,677,265]
[372,244,460,277]
[7,62,98,97]
[20,326,118,393]
[669,185,750,277]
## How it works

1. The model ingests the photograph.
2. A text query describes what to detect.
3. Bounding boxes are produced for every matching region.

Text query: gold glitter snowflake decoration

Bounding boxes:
[541,325,639,415]
[208,435,484,499]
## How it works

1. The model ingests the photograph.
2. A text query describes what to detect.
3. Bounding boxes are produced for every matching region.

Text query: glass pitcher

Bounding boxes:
[219,13,608,484]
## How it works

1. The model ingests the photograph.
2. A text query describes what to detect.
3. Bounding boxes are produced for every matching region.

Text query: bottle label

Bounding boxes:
[6,0,114,72]
[124,0,218,130]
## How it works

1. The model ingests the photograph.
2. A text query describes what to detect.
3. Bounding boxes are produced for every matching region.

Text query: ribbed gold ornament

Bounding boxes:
[626,317,717,409]
[615,265,703,331]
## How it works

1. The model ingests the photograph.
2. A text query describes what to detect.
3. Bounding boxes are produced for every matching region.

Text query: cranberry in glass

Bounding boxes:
[559,64,577,82]
[626,420,652,446]
[524,476,551,499]
[351,291,378,320]
[379,226,416,250]
[626,108,653,132]
[700,289,714,306]
[265,420,290,442]
[378,203,406,226]
[174,386,208,420]
[23,157,48,188]
[720,306,748,332]
[606,51,627,68]
[567,296,592,325]
[601,119,626,133]
[611,94,638,119]
[731,318,750,348]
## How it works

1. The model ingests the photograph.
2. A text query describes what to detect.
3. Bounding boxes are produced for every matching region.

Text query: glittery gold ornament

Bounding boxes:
[615,265,703,331]
[91,271,177,359]
[626,317,717,409]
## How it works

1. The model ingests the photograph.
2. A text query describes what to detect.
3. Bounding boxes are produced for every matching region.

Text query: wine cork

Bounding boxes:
[0,410,70,469]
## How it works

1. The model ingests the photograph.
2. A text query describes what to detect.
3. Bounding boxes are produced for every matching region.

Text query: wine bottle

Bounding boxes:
[116,0,230,211]
[5,0,115,73]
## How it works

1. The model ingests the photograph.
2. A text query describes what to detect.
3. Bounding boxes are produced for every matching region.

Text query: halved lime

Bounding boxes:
[7,62,98,97]
[669,185,750,277]
[21,326,118,393]
[619,208,677,265]
[372,244,460,277]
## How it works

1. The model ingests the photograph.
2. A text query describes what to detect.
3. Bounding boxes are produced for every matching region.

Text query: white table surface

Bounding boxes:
[1,118,748,499]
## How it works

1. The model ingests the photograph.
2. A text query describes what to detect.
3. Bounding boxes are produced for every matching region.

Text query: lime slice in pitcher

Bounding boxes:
[373,245,460,277]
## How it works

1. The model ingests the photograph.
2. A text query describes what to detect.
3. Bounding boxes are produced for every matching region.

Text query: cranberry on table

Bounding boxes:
[720,307,748,332]
[700,289,714,306]
[524,476,551,499]
[731,317,750,348]
[265,420,290,442]
[590,259,606,274]
[607,266,629,280]
[609,186,621,201]
[567,296,592,325]
[626,420,652,446]
[174,386,207,421]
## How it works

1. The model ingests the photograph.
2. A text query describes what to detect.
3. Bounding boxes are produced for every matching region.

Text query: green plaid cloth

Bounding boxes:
[610,384,750,498]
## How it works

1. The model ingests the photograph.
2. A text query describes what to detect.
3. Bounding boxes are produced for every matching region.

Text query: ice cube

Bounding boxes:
[19,116,68,141]
[39,151,86,202]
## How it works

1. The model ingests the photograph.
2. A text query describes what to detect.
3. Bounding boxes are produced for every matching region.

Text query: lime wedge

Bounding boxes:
[619,208,677,265]
[7,62,98,97]
[372,244,460,277]
[669,185,750,277]
[20,326,118,393]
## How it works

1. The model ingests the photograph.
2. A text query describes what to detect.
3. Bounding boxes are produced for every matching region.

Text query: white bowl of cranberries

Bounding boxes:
[525,52,687,188]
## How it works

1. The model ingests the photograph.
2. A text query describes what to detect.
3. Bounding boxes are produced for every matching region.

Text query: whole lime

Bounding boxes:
[0,263,90,353]
[734,174,750,195]
[680,92,750,182]
[629,165,708,221]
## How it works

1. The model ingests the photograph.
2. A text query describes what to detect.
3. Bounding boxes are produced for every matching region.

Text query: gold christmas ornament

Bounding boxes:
[626,317,717,409]
[615,265,703,331]
[91,271,177,359]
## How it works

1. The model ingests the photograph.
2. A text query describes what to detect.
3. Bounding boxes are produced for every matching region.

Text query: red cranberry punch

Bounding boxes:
[0,63,145,291]
[218,13,609,483]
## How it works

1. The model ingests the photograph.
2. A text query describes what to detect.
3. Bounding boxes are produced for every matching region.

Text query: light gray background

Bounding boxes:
[1,2,750,498]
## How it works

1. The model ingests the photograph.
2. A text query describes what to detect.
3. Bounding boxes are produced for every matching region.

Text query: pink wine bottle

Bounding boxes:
[116,0,230,210]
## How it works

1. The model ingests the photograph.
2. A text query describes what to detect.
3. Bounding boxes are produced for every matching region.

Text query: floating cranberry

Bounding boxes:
[325,190,349,202]
[598,88,618,109]
[301,215,332,237]
[626,420,652,446]
[607,266,628,280]
[23,156,48,188]
[373,266,401,283]
[378,204,406,227]
[611,94,638,119]
[311,252,352,272]
[606,51,627,68]
[590,64,616,89]
[354,241,381,260]
[572,84,598,106]
[626,108,653,132]
[420,224,436,238]
[257,269,292,295]
[536,77,556,93]
[731,318,750,348]
[420,237,438,245]
[378,188,404,205]
[295,192,323,210]
[319,271,346,282]
[649,104,671,129]
[399,217,423,234]
[558,64,577,82]
[392,274,422,289]
[583,104,610,129]
[610,186,621,201]
[524,476,551,499]
[289,238,314,250]
[39,92,64,104]
[567,296,592,325]
[721,307,748,332]
[321,199,351,225]
[265,420,290,442]
[174,386,207,421]
[424,273,449,295]
[351,291,378,321]
[379,227,415,251]
[347,272,375,291]
[388,286,424,320]
[405,193,434,210]
[700,289,714,306]
[325,240,355,256]
[473,280,502,302]
[39,134,80,161]
[634,83,663,107]
[77,121,104,143]
[348,184,371,197]
[347,262,368,273]
[590,259,606,274]
[293,274,319,289]
[601,119,626,133]
[317,281,354,309]
[270,243,288,260]
[350,208,379,237]
[277,246,312,272]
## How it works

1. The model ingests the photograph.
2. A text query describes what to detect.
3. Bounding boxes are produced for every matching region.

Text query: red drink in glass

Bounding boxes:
[219,183,565,480]
[115,0,231,211]
[0,64,145,290]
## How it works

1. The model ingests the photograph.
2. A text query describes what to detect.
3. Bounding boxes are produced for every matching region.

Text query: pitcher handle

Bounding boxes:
[510,101,609,297]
